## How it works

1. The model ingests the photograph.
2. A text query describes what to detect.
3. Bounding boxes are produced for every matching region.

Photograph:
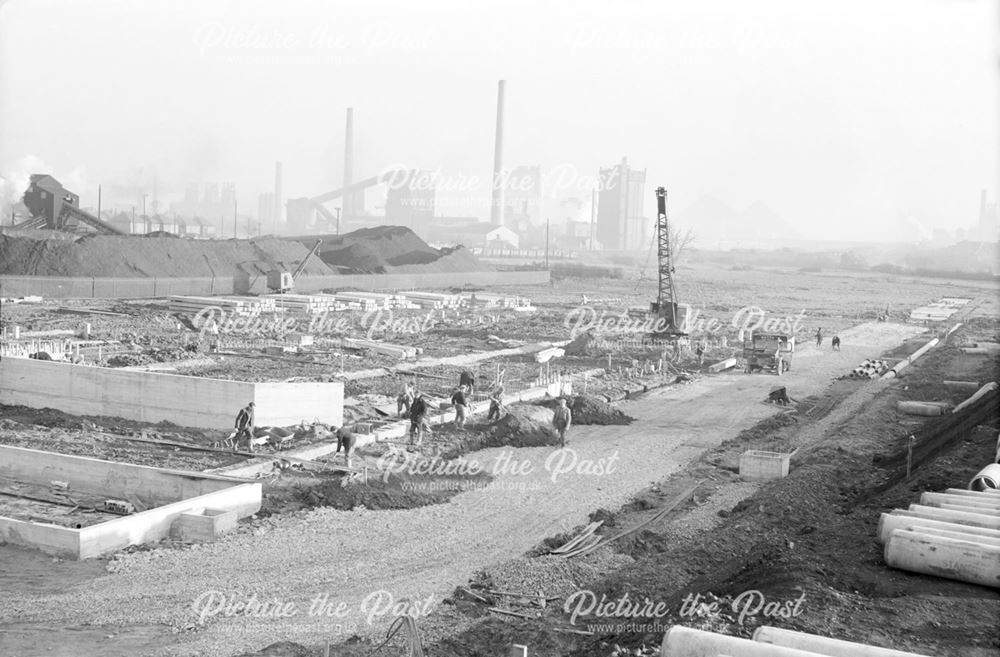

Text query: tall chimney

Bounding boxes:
[274,161,283,234]
[490,80,506,226]
[344,107,355,218]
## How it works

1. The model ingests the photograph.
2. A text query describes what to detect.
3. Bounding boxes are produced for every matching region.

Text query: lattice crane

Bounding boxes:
[649,186,685,336]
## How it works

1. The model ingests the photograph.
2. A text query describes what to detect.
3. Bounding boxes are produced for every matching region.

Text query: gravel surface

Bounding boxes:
[0,322,927,657]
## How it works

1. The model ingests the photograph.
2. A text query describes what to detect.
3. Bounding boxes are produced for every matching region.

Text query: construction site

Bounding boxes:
[2,159,999,657]
[2,1,999,652]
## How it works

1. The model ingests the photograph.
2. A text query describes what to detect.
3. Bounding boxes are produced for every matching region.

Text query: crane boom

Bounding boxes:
[650,186,683,335]
[291,239,323,280]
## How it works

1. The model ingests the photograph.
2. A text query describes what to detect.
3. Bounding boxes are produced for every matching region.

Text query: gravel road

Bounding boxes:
[0,322,928,657]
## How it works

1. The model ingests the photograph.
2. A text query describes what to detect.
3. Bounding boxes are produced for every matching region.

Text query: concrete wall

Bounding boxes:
[0,358,254,429]
[0,270,550,299]
[0,446,262,559]
[0,359,343,429]
[77,483,260,559]
[0,445,252,507]
[254,381,344,427]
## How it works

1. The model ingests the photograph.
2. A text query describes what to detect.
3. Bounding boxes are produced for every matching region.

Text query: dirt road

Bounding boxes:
[0,322,928,657]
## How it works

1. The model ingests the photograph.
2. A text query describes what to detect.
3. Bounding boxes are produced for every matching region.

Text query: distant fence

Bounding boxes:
[0,270,550,299]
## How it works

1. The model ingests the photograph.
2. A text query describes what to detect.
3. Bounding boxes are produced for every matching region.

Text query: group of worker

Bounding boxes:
[230,366,576,472]
[815,328,841,351]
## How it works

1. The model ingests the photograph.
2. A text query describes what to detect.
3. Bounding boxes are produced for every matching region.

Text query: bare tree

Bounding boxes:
[671,225,696,264]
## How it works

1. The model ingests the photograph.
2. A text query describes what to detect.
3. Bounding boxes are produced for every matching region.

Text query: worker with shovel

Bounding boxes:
[451,384,469,429]
[487,384,506,421]
[552,398,572,447]
[409,394,430,447]
[336,425,358,468]
[234,402,255,452]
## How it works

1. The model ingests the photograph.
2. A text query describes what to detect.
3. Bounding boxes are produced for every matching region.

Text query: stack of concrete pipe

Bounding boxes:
[661,625,934,656]
[878,485,1000,589]
[851,359,889,379]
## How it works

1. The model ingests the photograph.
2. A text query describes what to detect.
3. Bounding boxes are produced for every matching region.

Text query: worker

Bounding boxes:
[774,347,783,374]
[487,385,506,421]
[234,402,255,452]
[335,425,358,468]
[451,384,469,429]
[459,370,476,397]
[409,394,428,447]
[815,328,823,347]
[832,336,841,351]
[696,341,706,366]
[552,398,572,448]
[397,381,414,418]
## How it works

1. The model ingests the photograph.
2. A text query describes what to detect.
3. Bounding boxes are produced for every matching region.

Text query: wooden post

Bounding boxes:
[906,435,915,480]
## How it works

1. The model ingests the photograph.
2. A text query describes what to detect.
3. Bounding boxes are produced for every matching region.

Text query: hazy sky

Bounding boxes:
[0,0,997,241]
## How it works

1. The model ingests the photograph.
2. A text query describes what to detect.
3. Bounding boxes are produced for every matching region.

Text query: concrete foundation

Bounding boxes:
[0,358,343,429]
[0,446,260,559]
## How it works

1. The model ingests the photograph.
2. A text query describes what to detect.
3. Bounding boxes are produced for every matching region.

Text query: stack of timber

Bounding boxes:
[261,293,345,314]
[169,295,277,316]
[333,291,415,310]
[467,293,534,310]
[401,291,465,309]
[340,337,418,359]
[909,297,970,321]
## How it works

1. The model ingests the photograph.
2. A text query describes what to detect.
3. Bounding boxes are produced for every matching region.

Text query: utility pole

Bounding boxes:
[334,207,342,235]
[545,218,550,268]
[97,185,102,222]
[590,188,597,250]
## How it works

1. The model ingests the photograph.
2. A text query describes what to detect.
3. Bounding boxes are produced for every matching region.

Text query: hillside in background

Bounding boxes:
[674,195,802,247]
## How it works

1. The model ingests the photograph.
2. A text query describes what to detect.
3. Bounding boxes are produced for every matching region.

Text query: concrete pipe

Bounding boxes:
[920,492,1000,511]
[877,512,1000,544]
[885,529,1000,588]
[897,506,1000,530]
[943,380,981,392]
[884,338,939,379]
[934,503,1000,517]
[896,401,943,417]
[970,463,1000,491]
[661,626,824,657]
[913,525,1000,548]
[961,348,990,355]
[753,626,934,657]
[952,382,999,415]
[944,488,1000,498]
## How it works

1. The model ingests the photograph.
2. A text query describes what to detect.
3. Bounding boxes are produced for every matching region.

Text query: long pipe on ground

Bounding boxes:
[945,487,1000,498]
[882,338,939,379]
[914,525,1000,548]
[884,529,1000,588]
[970,463,1000,491]
[878,512,1000,543]
[927,502,1000,517]
[951,381,998,415]
[943,380,982,392]
[753,626,935,657]
[920,492,1000,511]
[896,401,943,416]
[891,506,1000,530]
[661,626,823,657]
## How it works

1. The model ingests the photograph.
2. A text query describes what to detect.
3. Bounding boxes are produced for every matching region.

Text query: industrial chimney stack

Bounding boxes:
[274,161,283,233]
[490,80,506,226]
[344,107,355,219]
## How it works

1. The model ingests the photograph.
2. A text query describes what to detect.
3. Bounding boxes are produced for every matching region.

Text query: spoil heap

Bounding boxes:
[294,226,488,275]
[0,226,488,278]
[0,233,335,278]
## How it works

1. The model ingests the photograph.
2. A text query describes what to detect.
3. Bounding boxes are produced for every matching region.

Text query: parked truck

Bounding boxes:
[743,331,795,375]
